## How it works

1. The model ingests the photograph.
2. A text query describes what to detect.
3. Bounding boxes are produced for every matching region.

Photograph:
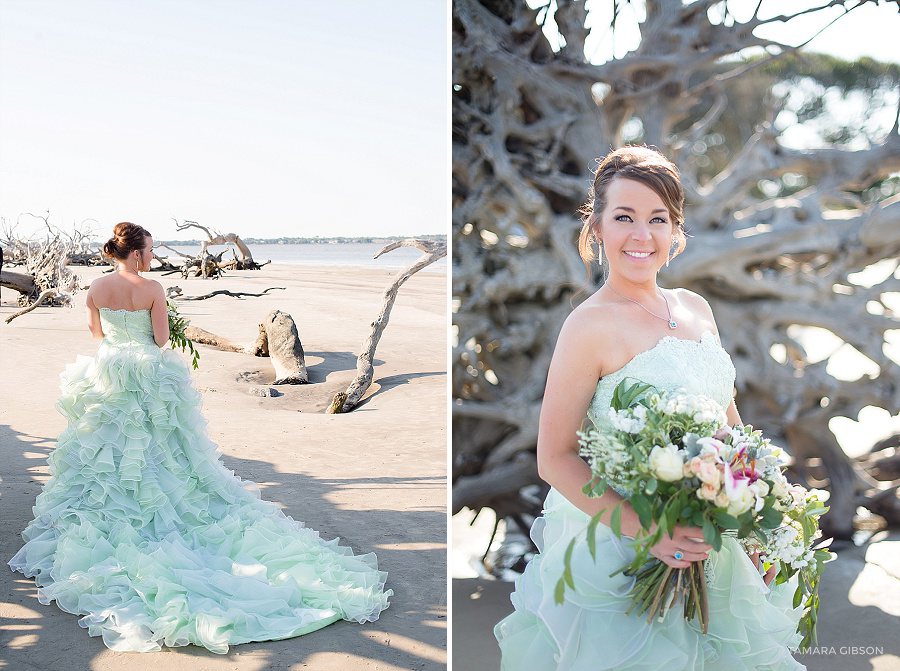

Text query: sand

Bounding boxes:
[452,521,900,671]
[0,263,447,671]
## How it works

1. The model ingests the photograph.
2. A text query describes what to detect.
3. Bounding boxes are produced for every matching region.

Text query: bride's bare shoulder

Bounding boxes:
[671,287,717,324]
[556,294,632,366]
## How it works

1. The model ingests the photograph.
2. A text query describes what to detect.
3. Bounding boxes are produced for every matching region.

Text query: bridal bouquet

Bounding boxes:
[166,299,200,369]
[556,380,833,647]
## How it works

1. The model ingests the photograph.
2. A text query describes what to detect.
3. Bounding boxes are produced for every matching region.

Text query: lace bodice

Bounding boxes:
[587,330,736,430]
[99,308,156,346]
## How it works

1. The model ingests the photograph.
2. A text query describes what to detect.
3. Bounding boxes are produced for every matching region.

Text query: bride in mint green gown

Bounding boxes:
[494,148,804,670]
[9,223,391,653]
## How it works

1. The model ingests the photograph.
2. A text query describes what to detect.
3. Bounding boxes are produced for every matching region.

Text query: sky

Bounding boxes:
[0,0,448,241]
[573,0,900,65]
[2,1,897,243]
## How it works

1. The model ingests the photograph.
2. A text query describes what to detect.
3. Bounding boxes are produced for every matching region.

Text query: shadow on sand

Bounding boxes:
[0,424,446,671]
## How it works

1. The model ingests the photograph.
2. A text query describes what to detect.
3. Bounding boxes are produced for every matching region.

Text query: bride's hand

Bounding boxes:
[748,550,778,587]
[649,525,711,568]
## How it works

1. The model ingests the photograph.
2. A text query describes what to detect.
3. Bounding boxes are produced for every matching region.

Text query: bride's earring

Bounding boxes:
[666,236,676,268]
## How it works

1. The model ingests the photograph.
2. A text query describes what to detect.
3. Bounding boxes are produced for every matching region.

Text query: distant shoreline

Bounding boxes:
[155,235,446,245]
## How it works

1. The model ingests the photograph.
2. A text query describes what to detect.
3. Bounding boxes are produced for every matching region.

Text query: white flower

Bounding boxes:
[608,408,646,434]
[770,475,789,500]
[726,485,755,516]
[649,444,684,482]
[749,479,770,498]
[808,488,830,502]
[696,437,725,460]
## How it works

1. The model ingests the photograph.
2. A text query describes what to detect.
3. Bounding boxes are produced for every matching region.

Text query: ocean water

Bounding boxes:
[160,242,446,273]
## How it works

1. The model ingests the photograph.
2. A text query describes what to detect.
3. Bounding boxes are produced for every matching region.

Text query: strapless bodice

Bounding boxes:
[586,331,736,430]
[99,308,156,346]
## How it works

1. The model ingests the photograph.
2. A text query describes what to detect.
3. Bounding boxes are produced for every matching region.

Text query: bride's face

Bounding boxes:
[597,178,674,284]
[135,235,154,272]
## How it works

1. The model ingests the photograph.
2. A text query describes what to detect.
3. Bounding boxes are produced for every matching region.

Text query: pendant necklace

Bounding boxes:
[607,284,677,329]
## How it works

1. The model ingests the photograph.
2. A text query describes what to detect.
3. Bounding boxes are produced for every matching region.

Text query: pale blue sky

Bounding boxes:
[0,0,447,241]
[2,2,897,243]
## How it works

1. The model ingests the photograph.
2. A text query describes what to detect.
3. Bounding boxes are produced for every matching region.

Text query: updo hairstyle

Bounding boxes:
[102,222,151,260]
[577,146,686,264]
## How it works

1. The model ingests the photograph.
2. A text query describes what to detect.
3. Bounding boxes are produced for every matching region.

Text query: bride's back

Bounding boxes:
[89,271,158,312]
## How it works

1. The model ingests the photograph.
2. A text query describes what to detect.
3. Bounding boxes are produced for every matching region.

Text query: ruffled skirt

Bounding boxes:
[494,488,804,671]
[9,341,391,653]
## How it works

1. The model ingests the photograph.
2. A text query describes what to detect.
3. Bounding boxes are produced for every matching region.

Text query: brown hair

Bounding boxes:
[577,146,686,264]
[102,222,151,260]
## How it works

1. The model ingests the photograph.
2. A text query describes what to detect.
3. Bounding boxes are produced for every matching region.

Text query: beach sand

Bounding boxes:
[452,517,900,671]
[0,263,447,670]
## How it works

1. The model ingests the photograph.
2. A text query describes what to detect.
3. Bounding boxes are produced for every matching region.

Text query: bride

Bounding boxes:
[9,222,391,654]
[494,147,804,670]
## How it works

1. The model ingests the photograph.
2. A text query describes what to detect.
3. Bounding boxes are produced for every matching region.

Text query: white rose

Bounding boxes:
[726,486,755,516]
[771,476,789,500]
[649,444,684,482]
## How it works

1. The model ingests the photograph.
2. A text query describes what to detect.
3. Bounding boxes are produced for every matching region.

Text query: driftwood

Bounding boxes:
[0,216,79,320]
[4,288,57,324]
[183,326,245,352]
[0,269,37,296]
[176,287,285,301]
[183,309,307,384]
[328,238,447,413]
[452,0,900,540]
[255,310,308,384]
[174,220,267,276]
[327,392,348,414]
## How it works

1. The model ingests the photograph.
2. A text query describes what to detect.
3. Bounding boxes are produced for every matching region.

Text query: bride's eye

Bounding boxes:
[651,217,668,224]
[615,215,632,222]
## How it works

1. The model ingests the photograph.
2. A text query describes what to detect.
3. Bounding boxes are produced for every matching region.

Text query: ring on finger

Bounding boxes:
[673,550,684,561]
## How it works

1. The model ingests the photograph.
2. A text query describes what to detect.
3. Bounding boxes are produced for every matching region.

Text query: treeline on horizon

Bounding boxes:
[155,234,446,246]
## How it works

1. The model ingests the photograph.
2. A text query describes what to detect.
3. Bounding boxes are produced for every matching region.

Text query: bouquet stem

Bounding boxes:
[625,559,710,632]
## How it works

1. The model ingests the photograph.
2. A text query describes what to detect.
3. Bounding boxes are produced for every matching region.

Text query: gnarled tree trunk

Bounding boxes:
[452,0,900,540]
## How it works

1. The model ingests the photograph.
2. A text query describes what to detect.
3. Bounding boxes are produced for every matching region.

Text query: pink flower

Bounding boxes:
[697,461,722,487]
[697,482,718,501]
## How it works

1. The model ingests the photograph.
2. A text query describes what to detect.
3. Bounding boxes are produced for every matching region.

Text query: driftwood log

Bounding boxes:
[254,310,307,384]
[183,309,307,384]
[174,220,267,275]
[4,288,57,324]
[183,326,245,353]
[175,287,285,301]
[452,0,900,540]
[0,270,37,296]
[328,238,447,413]
[1,219,79,322]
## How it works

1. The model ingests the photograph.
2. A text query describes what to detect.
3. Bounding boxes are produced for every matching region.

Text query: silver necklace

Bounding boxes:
[607,284,677,329]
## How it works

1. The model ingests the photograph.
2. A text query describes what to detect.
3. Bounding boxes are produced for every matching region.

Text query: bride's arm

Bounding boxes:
[536,310,645,537]
[85,291,104,339]
[726,398,742,426]
[149,281,170,347]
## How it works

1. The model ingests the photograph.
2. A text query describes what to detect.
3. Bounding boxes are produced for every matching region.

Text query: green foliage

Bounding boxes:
[675,52,899,200]
[166,300,200,369]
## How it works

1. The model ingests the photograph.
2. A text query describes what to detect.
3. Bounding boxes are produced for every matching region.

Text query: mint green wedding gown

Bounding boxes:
[9,308,391,653]
[495,332,805,671]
